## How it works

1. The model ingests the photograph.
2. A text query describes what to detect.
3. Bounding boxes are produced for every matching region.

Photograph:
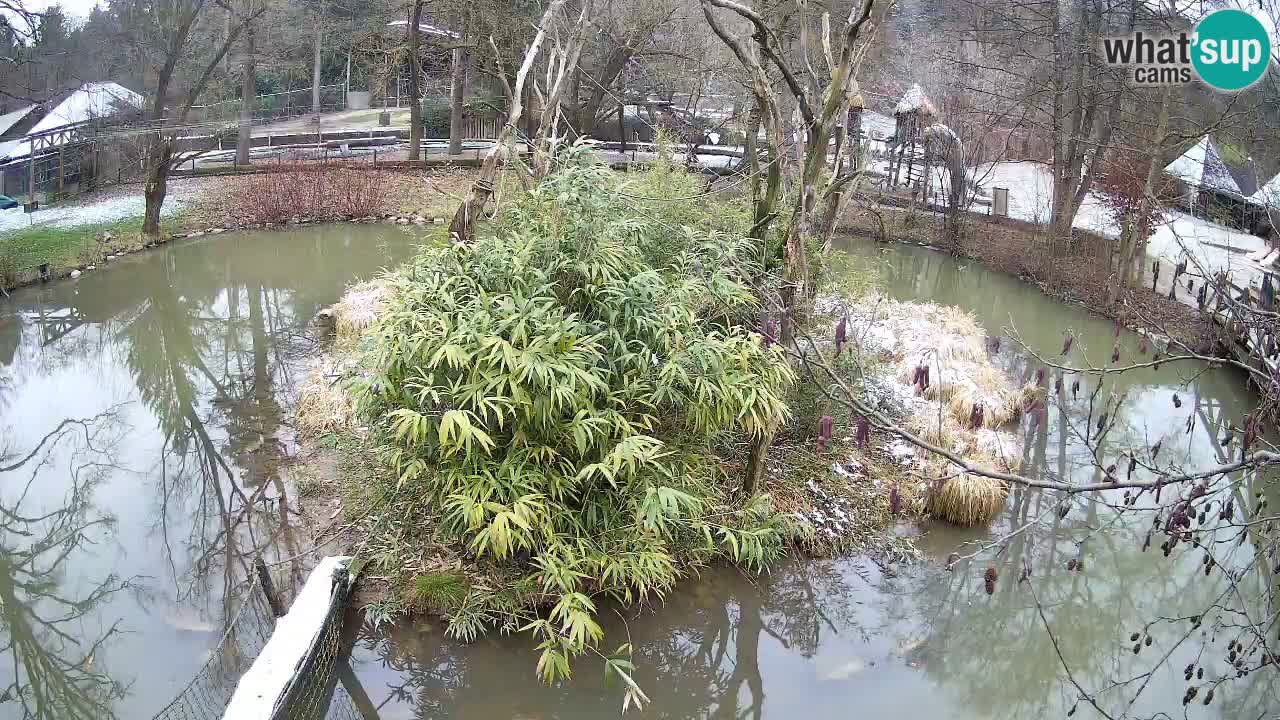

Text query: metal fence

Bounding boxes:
[192,85,349,125]
[269,562,358,720]
[149,574,278,720]
[149,561,370,720]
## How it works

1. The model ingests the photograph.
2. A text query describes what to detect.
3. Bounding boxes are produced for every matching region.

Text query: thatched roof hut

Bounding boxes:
[892,84,936,145]
[894,84,937,117]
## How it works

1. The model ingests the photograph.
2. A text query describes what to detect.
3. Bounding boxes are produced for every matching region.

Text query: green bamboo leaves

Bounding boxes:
[356,149,794,689]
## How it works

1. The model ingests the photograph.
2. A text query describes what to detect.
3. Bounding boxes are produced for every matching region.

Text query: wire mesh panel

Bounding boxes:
[270,565,358,720]
[150,561,370,720]
[149,576,279,720]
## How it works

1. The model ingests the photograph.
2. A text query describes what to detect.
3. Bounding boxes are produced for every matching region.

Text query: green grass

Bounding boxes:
[1,218,138,268]
[0,215,182,289]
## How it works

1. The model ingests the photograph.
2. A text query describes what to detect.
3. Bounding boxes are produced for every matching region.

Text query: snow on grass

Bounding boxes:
[0,187,192,235]
[815,293,1021,525]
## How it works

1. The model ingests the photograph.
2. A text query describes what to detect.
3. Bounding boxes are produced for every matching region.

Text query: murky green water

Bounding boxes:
[0,225,421,719]
[346,239,1279,719]
[2,230,1276,720]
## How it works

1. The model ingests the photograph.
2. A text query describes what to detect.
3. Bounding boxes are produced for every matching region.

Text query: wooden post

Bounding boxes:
[618,100,627,157]
[337,662,383,720]
[27,150,35,203]
[57,145,65,193]
[254,557,285,617]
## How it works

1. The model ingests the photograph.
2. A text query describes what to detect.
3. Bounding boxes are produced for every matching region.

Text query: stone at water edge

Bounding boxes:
[69,270,81,279]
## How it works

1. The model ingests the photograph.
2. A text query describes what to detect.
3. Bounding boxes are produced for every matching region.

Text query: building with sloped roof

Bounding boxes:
[0,82,143,201]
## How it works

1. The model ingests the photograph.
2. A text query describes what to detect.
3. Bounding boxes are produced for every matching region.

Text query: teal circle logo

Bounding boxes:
[1192,9,1271,91]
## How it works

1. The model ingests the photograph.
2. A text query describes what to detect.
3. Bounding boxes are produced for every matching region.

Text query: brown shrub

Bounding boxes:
[229,164,391,225]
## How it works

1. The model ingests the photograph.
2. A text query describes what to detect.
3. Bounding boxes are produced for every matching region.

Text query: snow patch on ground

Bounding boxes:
[0,187,193,234]
[972,160,1266,286]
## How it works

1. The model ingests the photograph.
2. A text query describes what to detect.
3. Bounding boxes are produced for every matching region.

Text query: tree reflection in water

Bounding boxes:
[120,247,326,628]
[352,561,868,719]
[0,408,131,719]
[0,228,409,719]
[911,409,1280,720]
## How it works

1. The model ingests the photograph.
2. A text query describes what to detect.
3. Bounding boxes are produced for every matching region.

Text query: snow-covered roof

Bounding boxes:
[894,84,936,116]
[0,82,142,162]
[1162,136,1243,197]
[385,19,461,39]
[0,104,37,137]
[1250,170,1280,208]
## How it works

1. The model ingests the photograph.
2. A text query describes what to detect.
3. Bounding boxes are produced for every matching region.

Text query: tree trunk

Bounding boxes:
[407,1,423,161]
[745,100,762,210]
[1110,87,1171,305]
[143,136,172,238]
[448,46,466,155]
[742,428,773,496]
[311,21,322,116]
[846,105,862,166]
[236,28,255,167]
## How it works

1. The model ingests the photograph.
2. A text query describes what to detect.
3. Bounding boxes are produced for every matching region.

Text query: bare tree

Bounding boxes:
[529,0,594,178]
[702,0,878,342]
[406,0,425,160]
[115,0,266,238]
[234,0,261,167]
[447,0,573,243]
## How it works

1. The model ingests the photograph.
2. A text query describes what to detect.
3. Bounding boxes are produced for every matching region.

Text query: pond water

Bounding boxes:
[1,228,1276,720]
[0,225,421,719]
[345,239,1279,719]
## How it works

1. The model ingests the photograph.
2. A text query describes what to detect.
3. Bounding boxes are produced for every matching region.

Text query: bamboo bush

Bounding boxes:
[354,148,794,688]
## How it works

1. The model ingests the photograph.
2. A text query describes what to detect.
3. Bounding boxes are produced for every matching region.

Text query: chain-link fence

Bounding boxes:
[149,573,279,720]
[191,85,349,125]
[149,559,370,720]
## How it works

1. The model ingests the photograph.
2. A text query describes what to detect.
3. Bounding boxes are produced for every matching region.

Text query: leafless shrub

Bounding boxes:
[229,164,392,225]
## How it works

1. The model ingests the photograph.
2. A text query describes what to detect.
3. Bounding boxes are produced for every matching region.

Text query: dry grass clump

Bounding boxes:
[925,473,1008,526]
[335,280,391,347]
[874,302,1023,427]
[295,357,358,436]
[298,280,395,434]
[835,294,1023,526]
